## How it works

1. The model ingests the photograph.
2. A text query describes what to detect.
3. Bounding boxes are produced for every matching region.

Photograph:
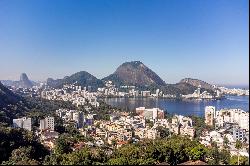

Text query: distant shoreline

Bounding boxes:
[218,85,249,89]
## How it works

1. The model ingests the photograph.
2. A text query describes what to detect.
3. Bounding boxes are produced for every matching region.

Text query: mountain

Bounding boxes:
[0,81,21,107]
[1,73,36,88]
[101,61,217,95]
[19,73,34,88]
[0,81,24,123]
[173,82,198,94]
[46,71,104,90]
[179,78,215,91]
[102,61,166,87]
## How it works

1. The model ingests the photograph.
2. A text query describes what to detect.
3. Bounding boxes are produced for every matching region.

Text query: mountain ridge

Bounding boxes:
[101,61,216,95]
[46,71,104,90]
[179,78,215,91]
[102,61,166,87]
[1,62,217,95]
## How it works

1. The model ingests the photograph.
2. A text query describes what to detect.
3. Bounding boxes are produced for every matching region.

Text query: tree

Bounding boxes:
[207,142,220,165]
[111,140,117,148]
[2,146,39,165]
[43,154,64,165]
[230,155,249,165]
[145,119,154,128]
[220,149,230,165]
[54,135,72,155]
[223,136,229,149]
[65,124,79,135]
[107,157,127,165]
[188,144,206,161]
[235,140,243,165]
[156,126,170,138]
[0,127,49,164]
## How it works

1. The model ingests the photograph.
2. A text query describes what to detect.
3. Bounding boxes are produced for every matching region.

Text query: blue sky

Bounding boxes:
[0,0,248,86]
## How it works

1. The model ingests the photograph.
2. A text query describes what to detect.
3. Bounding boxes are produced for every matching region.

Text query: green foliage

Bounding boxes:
[2,146,40,165]
[189,115,213,139]
[0,126,49,164]
[223,136,229,149]
[44,147,107,165]
[156,126,171,138]
[229,155,249,165]
[102,74,125,87]
[145,119,154,128]
[107,157,127,165]
[188,144,207,161]
[65,124,80,135]
[24,97,77,113]
[207,143,220,165]
[92,101,117,120]
[219,149,230,165]
[0,129,240,166]
[236,140,243,150]
[54,135,72,155]
[106,135,208,165]
[47,71,104,90]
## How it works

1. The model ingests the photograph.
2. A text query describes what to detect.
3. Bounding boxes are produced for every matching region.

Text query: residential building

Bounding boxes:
[40,116,54,131]
[136,107,164,120]
[232,126,247,142]
[13,117,32,131]
[205,106,216,126]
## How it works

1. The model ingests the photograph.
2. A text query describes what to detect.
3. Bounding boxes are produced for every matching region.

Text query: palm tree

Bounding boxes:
[235,139,242,165]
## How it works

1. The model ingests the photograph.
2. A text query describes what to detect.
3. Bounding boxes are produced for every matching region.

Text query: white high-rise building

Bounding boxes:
[46,117,54,131]
[156,89,160,96]
[136,107,164,120]
[73,111,84,128]
[196,85,201,97]
[13,117,32,131]
[40,116,54,131]
[13,119,23,128]
[205,106,216,126]
[216,90,221,97]
[40,119,46,130]
[23,118,32,131]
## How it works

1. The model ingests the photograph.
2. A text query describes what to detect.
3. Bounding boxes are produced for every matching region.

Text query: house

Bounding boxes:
[95,139,104,147]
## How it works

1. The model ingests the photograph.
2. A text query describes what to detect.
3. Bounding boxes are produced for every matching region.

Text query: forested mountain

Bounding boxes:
[102,61,166,87]
[179,78,215,91]
[102,61,216,95]
[42,61,217,95]
[0,81,24,123]
[46,71,104,90]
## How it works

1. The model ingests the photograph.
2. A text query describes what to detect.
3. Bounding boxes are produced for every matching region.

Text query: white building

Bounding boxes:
[136,107,165,120]
[214,109,249,131]
[13,118,23,128]
[23,118,32,131]
[13,117,32,131]
[73,111,84,128]
[146,128,159,139]
[205,106,216,126]
[40,116,54,131]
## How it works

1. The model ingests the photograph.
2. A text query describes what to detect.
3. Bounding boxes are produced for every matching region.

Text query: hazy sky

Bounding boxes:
[0,0,249,86]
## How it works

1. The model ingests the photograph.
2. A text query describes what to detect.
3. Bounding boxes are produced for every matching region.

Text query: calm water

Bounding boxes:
[103,96,249,117]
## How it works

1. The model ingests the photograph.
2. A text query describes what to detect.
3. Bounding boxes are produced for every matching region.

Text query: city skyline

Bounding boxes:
[0,0,249,86]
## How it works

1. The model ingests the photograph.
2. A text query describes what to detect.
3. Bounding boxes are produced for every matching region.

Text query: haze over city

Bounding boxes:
[0,0,249,87]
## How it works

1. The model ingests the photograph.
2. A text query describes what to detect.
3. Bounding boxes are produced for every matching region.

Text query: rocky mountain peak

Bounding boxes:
[103,61,166,86]
[19,73,33,88]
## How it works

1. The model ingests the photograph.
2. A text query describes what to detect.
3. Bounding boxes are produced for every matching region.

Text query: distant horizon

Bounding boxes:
[0,0,249,85]
[0,68,249,89]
